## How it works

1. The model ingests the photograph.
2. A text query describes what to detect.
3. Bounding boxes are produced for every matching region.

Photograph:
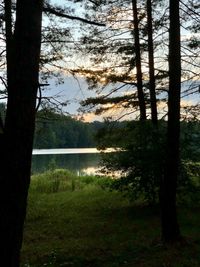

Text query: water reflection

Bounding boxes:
[31,153,101,175]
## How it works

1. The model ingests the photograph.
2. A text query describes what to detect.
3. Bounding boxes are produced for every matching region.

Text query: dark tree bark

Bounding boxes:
[146,0,158,124]
[132,0,146,121]
[160,0,181,242]
[0,0,43,266]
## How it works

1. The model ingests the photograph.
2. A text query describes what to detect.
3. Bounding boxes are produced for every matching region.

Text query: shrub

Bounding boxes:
[178,161,200,205]
[98,121,165,204]
[30,169,77,193]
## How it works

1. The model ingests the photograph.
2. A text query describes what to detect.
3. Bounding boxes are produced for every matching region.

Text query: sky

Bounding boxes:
[43,74,200,122]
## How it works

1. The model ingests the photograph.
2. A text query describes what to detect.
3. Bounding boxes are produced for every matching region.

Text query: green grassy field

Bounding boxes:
[21,169,200,267]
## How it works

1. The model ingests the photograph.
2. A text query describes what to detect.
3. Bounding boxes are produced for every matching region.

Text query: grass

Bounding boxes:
[21,169,200,267]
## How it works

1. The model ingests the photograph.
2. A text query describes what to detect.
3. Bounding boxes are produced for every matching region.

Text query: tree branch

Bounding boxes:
[43,4,106,27]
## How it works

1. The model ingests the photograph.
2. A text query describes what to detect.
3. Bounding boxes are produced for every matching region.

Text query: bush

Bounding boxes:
[178,161,200,205]
[30,169,77,193]
[98,121,165,204]
[97,120,200,205]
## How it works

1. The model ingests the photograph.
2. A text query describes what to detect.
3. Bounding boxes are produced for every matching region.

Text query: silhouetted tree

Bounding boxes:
[146,0,157,124]
[0,0,43,266]
[132,0,146,120]
[160,0,182,243]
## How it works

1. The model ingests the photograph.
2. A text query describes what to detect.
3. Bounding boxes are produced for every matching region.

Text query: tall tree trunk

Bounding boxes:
[160,0,181,242]
[0,0,43,266]
[4,0,13,82]
[132,0,146,121]
[146,0,158,124]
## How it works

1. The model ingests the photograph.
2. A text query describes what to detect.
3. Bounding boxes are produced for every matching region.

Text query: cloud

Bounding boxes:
[79,112,99,122]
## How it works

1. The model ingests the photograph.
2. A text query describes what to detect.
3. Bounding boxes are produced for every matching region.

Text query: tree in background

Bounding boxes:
[71,0,199,122]
[132,0,146,120]
[34,109,98,149]
[146,0,157,124]
[0,0,43,265]
[72,0,151,120]
[71,0,172,121]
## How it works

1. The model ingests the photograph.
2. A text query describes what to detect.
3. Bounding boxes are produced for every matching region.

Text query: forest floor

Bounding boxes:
[21,170,200,267]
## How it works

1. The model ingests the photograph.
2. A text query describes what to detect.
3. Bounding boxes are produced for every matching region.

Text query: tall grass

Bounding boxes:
[30,169,112,194]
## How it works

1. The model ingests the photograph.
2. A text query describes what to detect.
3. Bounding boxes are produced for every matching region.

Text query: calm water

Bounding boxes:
[32,148,103,175]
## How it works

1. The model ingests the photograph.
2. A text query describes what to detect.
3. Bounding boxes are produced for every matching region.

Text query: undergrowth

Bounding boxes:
[21,168,200,267]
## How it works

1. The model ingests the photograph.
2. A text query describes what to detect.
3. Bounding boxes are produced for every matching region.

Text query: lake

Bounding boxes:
[32,148,109,175]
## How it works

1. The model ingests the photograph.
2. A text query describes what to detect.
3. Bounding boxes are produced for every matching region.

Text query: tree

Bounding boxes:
[146,0,157,124]
[0,1,105,112]
[160,0,181,242]
[0,0,43,266]
[71,0,169,121]
[72,0,150,120]
[132,0,146,120]
[71,0,199,123]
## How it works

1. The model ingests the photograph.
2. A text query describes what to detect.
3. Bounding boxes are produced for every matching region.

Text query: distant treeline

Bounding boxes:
[34,109,105,148]
[30,109,200,153]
